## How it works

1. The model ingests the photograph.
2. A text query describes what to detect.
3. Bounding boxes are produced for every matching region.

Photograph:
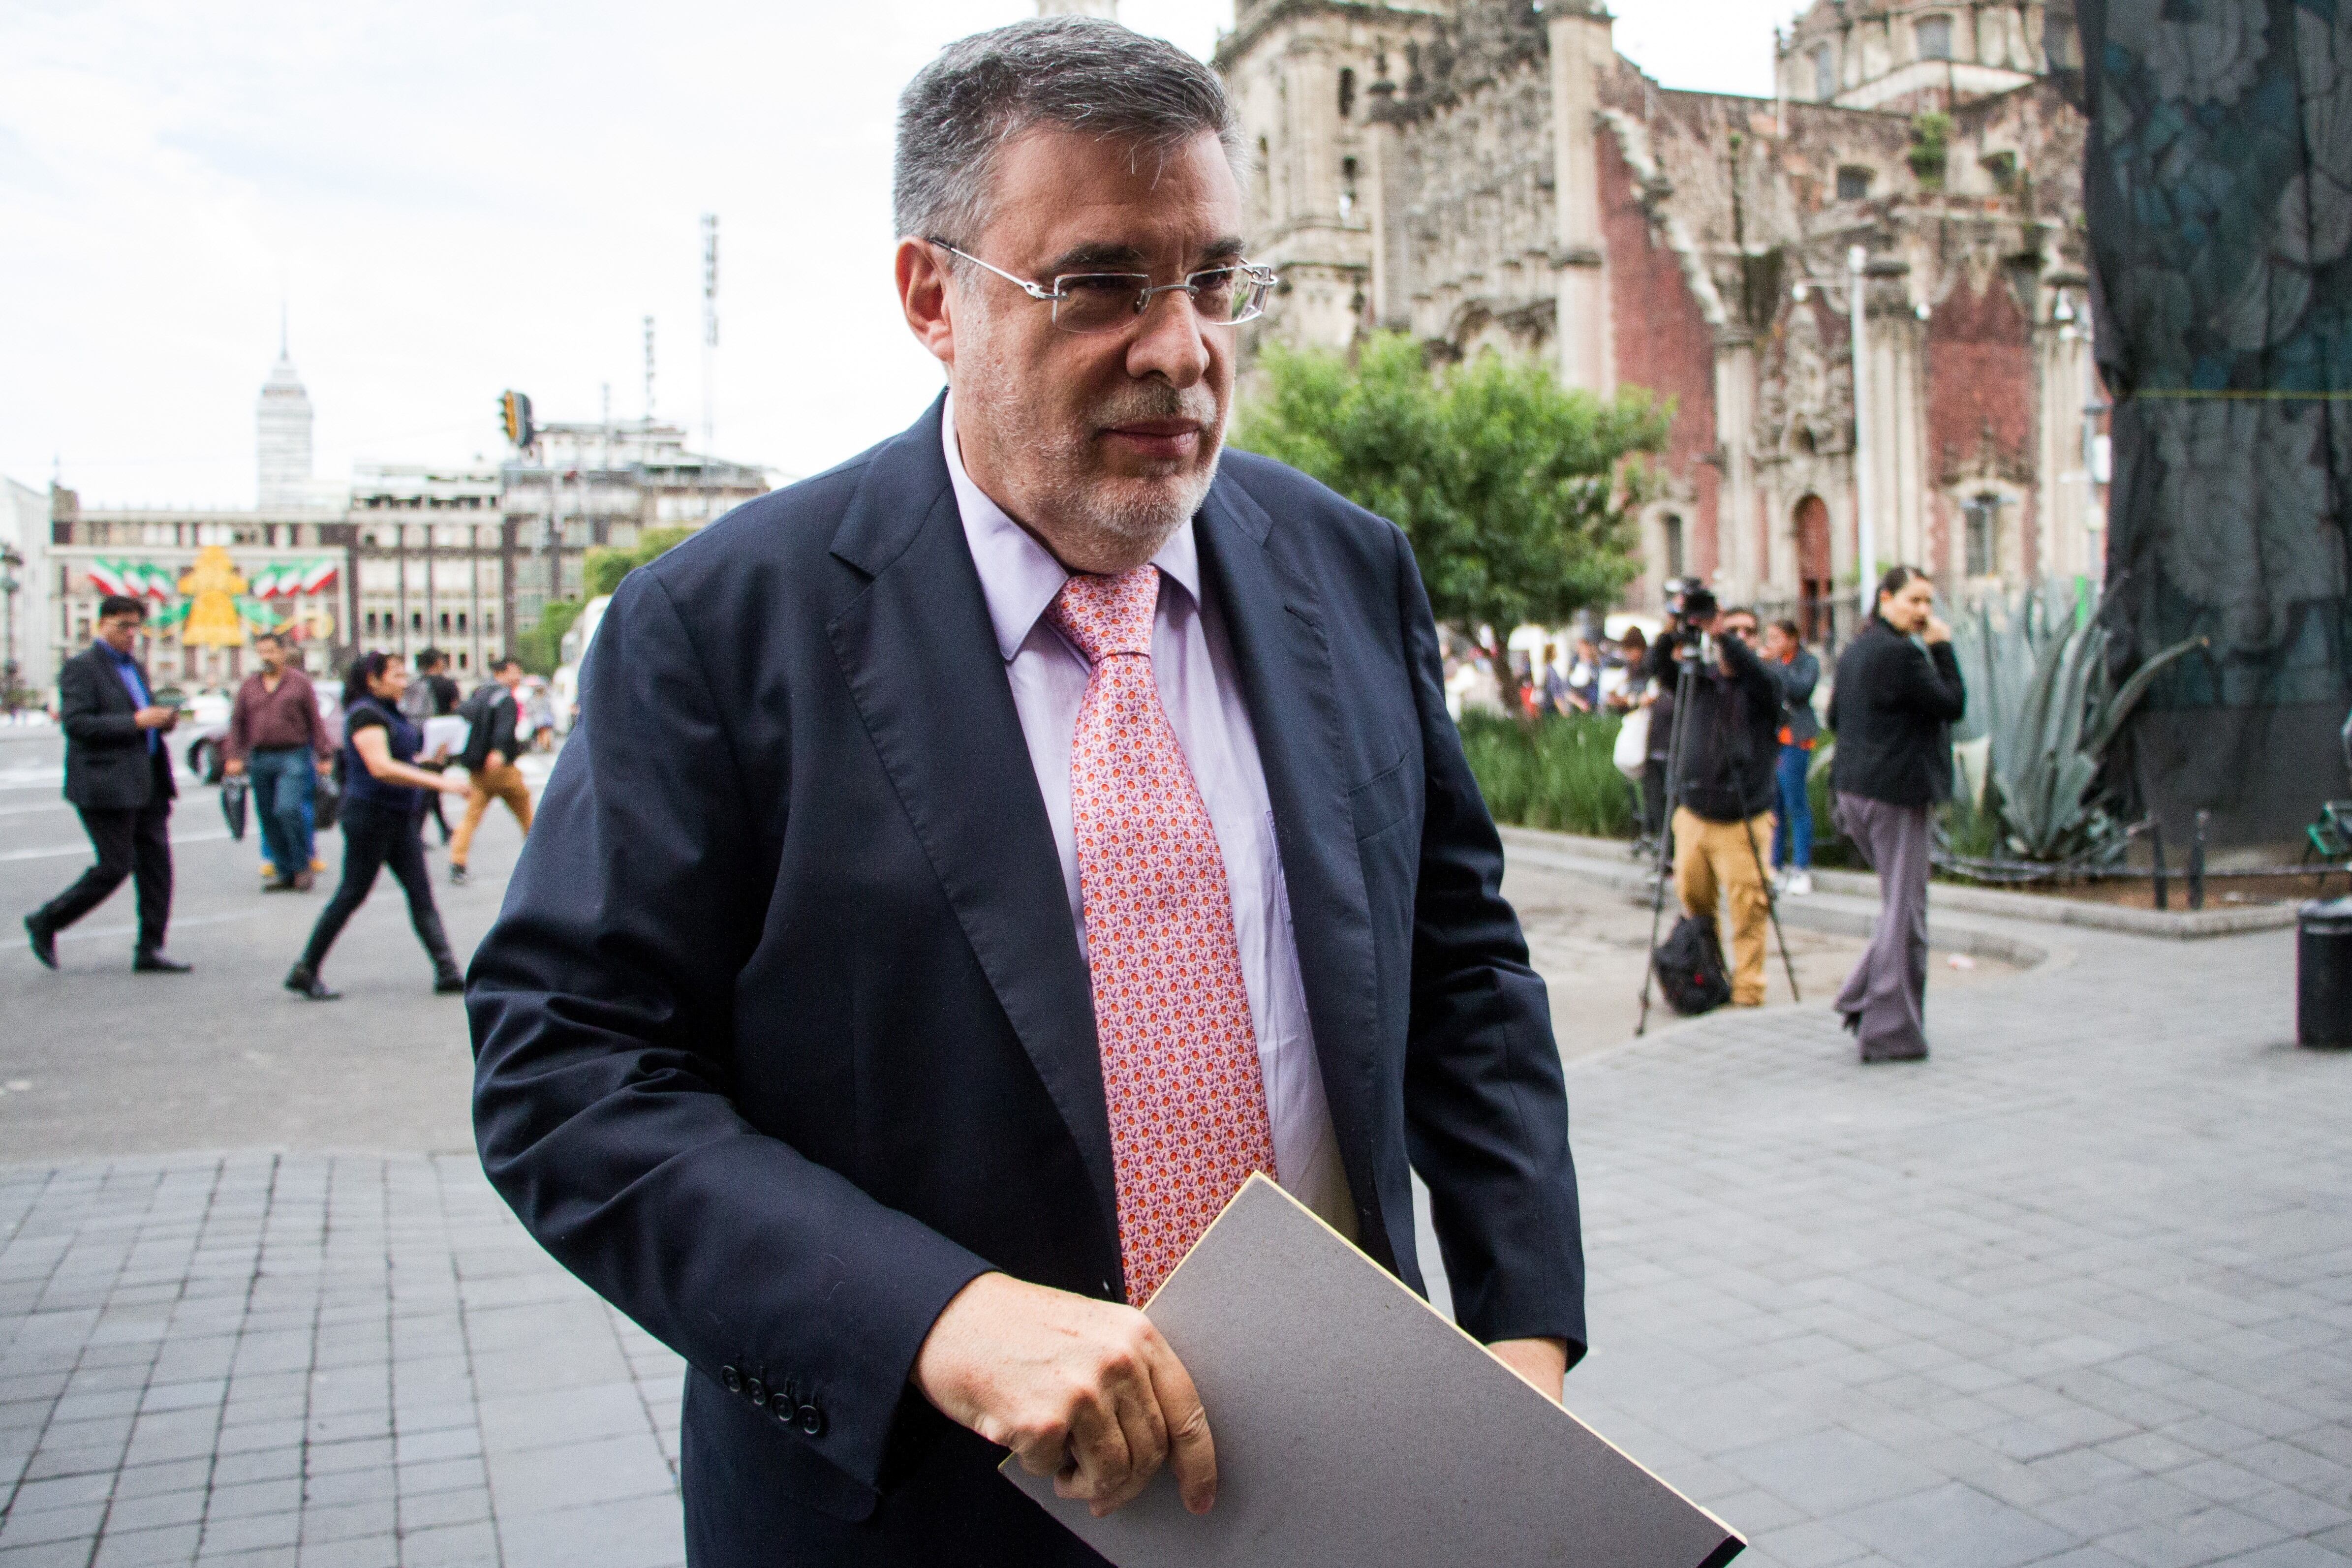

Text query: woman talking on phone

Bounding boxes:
[285,652,471,1001]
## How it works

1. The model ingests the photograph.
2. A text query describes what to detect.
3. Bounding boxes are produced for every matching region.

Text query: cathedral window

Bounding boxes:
[1661,514,1686,580]
[1811,44,1836,99]
[1837,165,1874,201]
[1964,492,2000,577]
[1338,67,1356,119]
[1916,15,1953,61]
[1341,156,1360,219]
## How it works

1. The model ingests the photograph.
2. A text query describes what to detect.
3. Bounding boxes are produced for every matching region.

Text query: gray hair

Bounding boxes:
[893,16,1243,245]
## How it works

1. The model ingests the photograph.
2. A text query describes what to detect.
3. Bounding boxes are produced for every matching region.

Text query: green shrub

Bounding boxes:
[1457,712,1638,838]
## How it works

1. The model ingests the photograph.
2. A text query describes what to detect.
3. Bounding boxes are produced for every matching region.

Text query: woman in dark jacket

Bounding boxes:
[285,653,471,1000]
[1826,565,1967,1061]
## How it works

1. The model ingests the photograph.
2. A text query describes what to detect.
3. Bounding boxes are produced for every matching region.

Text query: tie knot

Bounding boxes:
[1048,566,1159,664]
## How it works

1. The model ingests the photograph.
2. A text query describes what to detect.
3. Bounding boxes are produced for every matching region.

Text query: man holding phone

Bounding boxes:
[24,595,192,973]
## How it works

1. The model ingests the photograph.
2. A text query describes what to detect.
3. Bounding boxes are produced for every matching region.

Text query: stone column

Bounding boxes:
[1713,334,1761,599]
[1547,1,1614,394]
[1364,81,1402,328]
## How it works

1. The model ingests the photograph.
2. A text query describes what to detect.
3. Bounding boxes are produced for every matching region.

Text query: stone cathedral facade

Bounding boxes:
[1214,0,2102,629]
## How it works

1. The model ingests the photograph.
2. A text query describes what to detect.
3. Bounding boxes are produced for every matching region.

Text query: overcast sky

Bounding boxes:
[0,0,1790,507]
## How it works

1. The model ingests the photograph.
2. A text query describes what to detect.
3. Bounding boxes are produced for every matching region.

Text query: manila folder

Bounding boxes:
[1005,1174,1742,1568]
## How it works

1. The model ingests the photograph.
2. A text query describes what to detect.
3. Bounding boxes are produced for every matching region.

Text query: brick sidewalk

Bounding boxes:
[3,907,2345,1567]
[0,1156,681,1568]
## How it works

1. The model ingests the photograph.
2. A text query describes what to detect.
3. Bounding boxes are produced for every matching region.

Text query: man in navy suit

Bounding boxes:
[469,17,1583,1566]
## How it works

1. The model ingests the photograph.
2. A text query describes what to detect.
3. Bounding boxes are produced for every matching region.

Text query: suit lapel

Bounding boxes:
[1196,483,1393,1266]
[825,400,1117,1242]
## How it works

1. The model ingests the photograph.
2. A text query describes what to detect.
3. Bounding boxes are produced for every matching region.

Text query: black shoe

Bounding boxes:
[283,963,340,1001]
[433,971,466,995]
[449,864,468,886]
[133,950,192,974]
[262,878,298,893]
[25,916,57,971]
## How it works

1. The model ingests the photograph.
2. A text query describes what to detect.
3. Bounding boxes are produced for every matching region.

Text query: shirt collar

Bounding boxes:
[96,641,136,667]
[942,394,1201,662]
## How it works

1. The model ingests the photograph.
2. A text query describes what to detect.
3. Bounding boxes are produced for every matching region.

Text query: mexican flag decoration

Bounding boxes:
[249,558,340,598]
[87,560,178,599]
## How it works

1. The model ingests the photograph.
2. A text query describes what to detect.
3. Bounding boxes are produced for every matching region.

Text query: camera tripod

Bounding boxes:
[1635,646,1802,1036]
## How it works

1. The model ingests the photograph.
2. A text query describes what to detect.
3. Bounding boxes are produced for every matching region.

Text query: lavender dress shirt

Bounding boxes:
[942,399,1355,1239]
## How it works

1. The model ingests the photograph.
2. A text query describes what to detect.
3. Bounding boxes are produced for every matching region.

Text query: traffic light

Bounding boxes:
[498,390,535,449]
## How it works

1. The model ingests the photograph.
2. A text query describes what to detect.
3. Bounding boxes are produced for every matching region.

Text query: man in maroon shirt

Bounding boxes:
[225,633,333,892]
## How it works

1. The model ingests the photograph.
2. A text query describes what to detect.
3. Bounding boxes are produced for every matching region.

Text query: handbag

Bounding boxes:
[1653,915,1732,1016]
[1612,707,1652,778]
[219,775,248,841]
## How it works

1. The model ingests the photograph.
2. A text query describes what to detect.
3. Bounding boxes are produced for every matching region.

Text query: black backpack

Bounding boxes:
[457,683,503,770]
[1653,915,1732,1017]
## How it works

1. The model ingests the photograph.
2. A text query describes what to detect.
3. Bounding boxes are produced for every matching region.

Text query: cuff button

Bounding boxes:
[797,1405,825,1439]
[746,1379,768,1407]
[719,1366,742,1395]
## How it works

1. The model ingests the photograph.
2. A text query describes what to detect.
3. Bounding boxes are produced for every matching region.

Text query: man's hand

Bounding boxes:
[224,758,246,777]
[912,1272,1217,1518]
[485,750,506,772]
[1922,615,1952,646]
[1488,1336,1569,1403]
[133,706,178,731]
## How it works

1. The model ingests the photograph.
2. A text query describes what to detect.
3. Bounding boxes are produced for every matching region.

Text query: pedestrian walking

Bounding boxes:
[224,631,332,892]
[283,653,471,1001]
[403,648,462,846]
[1764,618,1821,896]
[23,595,192,973]
[447,658,532,887]
[1642,594,1785,1006]
[1827,565,1968,1061]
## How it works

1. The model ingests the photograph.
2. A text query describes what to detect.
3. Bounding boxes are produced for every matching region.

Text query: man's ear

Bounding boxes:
[896,237,958,370]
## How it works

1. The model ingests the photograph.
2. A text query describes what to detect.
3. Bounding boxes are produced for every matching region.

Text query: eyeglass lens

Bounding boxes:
[1051,269,1268,334]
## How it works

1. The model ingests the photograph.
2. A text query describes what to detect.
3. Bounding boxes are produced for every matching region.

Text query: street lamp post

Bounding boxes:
[0,543,21,718]
[1792,245,1878,630]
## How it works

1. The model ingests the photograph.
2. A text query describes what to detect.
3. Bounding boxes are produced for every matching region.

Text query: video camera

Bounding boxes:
[1662,579,1719,668]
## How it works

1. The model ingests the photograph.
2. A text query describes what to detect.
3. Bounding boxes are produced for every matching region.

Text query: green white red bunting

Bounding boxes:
[88,557,339,599]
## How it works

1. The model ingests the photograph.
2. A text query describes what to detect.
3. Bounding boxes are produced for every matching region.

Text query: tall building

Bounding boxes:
[1219,0,2099,633]
[255,332,316,511]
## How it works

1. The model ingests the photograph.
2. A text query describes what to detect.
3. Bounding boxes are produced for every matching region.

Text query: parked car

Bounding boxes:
[178,680,342,783]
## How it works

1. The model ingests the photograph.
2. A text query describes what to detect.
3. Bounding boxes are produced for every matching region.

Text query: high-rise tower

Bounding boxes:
[256,320,314,510]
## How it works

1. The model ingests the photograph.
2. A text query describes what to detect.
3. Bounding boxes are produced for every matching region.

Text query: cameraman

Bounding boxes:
[1641,589,1785,1006]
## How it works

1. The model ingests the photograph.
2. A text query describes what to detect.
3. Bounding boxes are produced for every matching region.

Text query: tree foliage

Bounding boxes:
[584,526,694,600]
[1230,332,1669,646]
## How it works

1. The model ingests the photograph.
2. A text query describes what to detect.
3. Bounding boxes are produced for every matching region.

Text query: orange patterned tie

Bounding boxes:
[1049,566,1279,1305]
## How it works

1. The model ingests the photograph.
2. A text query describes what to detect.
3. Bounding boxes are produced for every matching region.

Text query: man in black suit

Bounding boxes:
[469,18,1582,1567]
[26,594,192,972]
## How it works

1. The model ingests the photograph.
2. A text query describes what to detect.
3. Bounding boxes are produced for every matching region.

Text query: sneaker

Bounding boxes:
[449,864,468,886]
[1784,871,1815,897]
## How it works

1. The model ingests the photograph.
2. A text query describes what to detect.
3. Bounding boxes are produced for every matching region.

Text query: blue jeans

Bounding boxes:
[1773,743,1814,869]
[248,748,315,878]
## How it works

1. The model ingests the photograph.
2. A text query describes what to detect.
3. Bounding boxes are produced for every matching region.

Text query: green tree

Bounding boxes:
[519,527,700,675]
[584,526,694,599]
[1232,331,1669,713]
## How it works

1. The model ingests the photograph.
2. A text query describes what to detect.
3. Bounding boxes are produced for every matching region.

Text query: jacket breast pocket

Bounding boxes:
[1348,750,1418,842]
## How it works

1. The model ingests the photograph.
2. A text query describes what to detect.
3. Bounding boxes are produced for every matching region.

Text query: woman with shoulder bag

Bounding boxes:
[284,653,471,1001]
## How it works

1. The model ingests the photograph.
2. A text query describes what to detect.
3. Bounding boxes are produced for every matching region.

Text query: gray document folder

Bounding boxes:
[1006,1174,1743,1568]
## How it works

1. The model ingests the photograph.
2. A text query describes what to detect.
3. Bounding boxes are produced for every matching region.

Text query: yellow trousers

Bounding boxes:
[449,764,533,868]
[1673,806,1777,1006]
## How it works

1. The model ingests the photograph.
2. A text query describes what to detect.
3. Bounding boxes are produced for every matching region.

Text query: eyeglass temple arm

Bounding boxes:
[924,238,1055,302]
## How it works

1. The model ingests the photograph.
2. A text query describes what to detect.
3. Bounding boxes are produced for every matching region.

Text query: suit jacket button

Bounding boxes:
[720,1366,742,1394]
[772,1399,795,1425]
[798,1405,825,1438]
[746,1378,768,1407]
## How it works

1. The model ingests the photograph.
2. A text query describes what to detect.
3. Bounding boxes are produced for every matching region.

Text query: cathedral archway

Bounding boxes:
[1794,494,1833,642]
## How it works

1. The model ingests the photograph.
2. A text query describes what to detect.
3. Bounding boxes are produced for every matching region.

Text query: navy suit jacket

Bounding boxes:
[468,398,1584,1567]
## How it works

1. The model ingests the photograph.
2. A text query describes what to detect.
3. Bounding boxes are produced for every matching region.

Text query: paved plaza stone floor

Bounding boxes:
[3,727,2347,1567]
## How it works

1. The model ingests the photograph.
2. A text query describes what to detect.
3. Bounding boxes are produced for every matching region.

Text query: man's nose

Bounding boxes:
[1123,287,1211,388]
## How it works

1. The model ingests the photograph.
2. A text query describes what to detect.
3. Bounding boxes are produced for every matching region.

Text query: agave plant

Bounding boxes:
[1950,584,2206,863]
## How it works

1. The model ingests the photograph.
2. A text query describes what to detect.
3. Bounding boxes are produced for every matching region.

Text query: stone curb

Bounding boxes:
[1497,825,2297,941]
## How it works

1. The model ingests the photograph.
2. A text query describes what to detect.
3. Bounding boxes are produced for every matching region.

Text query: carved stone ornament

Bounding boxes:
[1753,306,1853,460]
